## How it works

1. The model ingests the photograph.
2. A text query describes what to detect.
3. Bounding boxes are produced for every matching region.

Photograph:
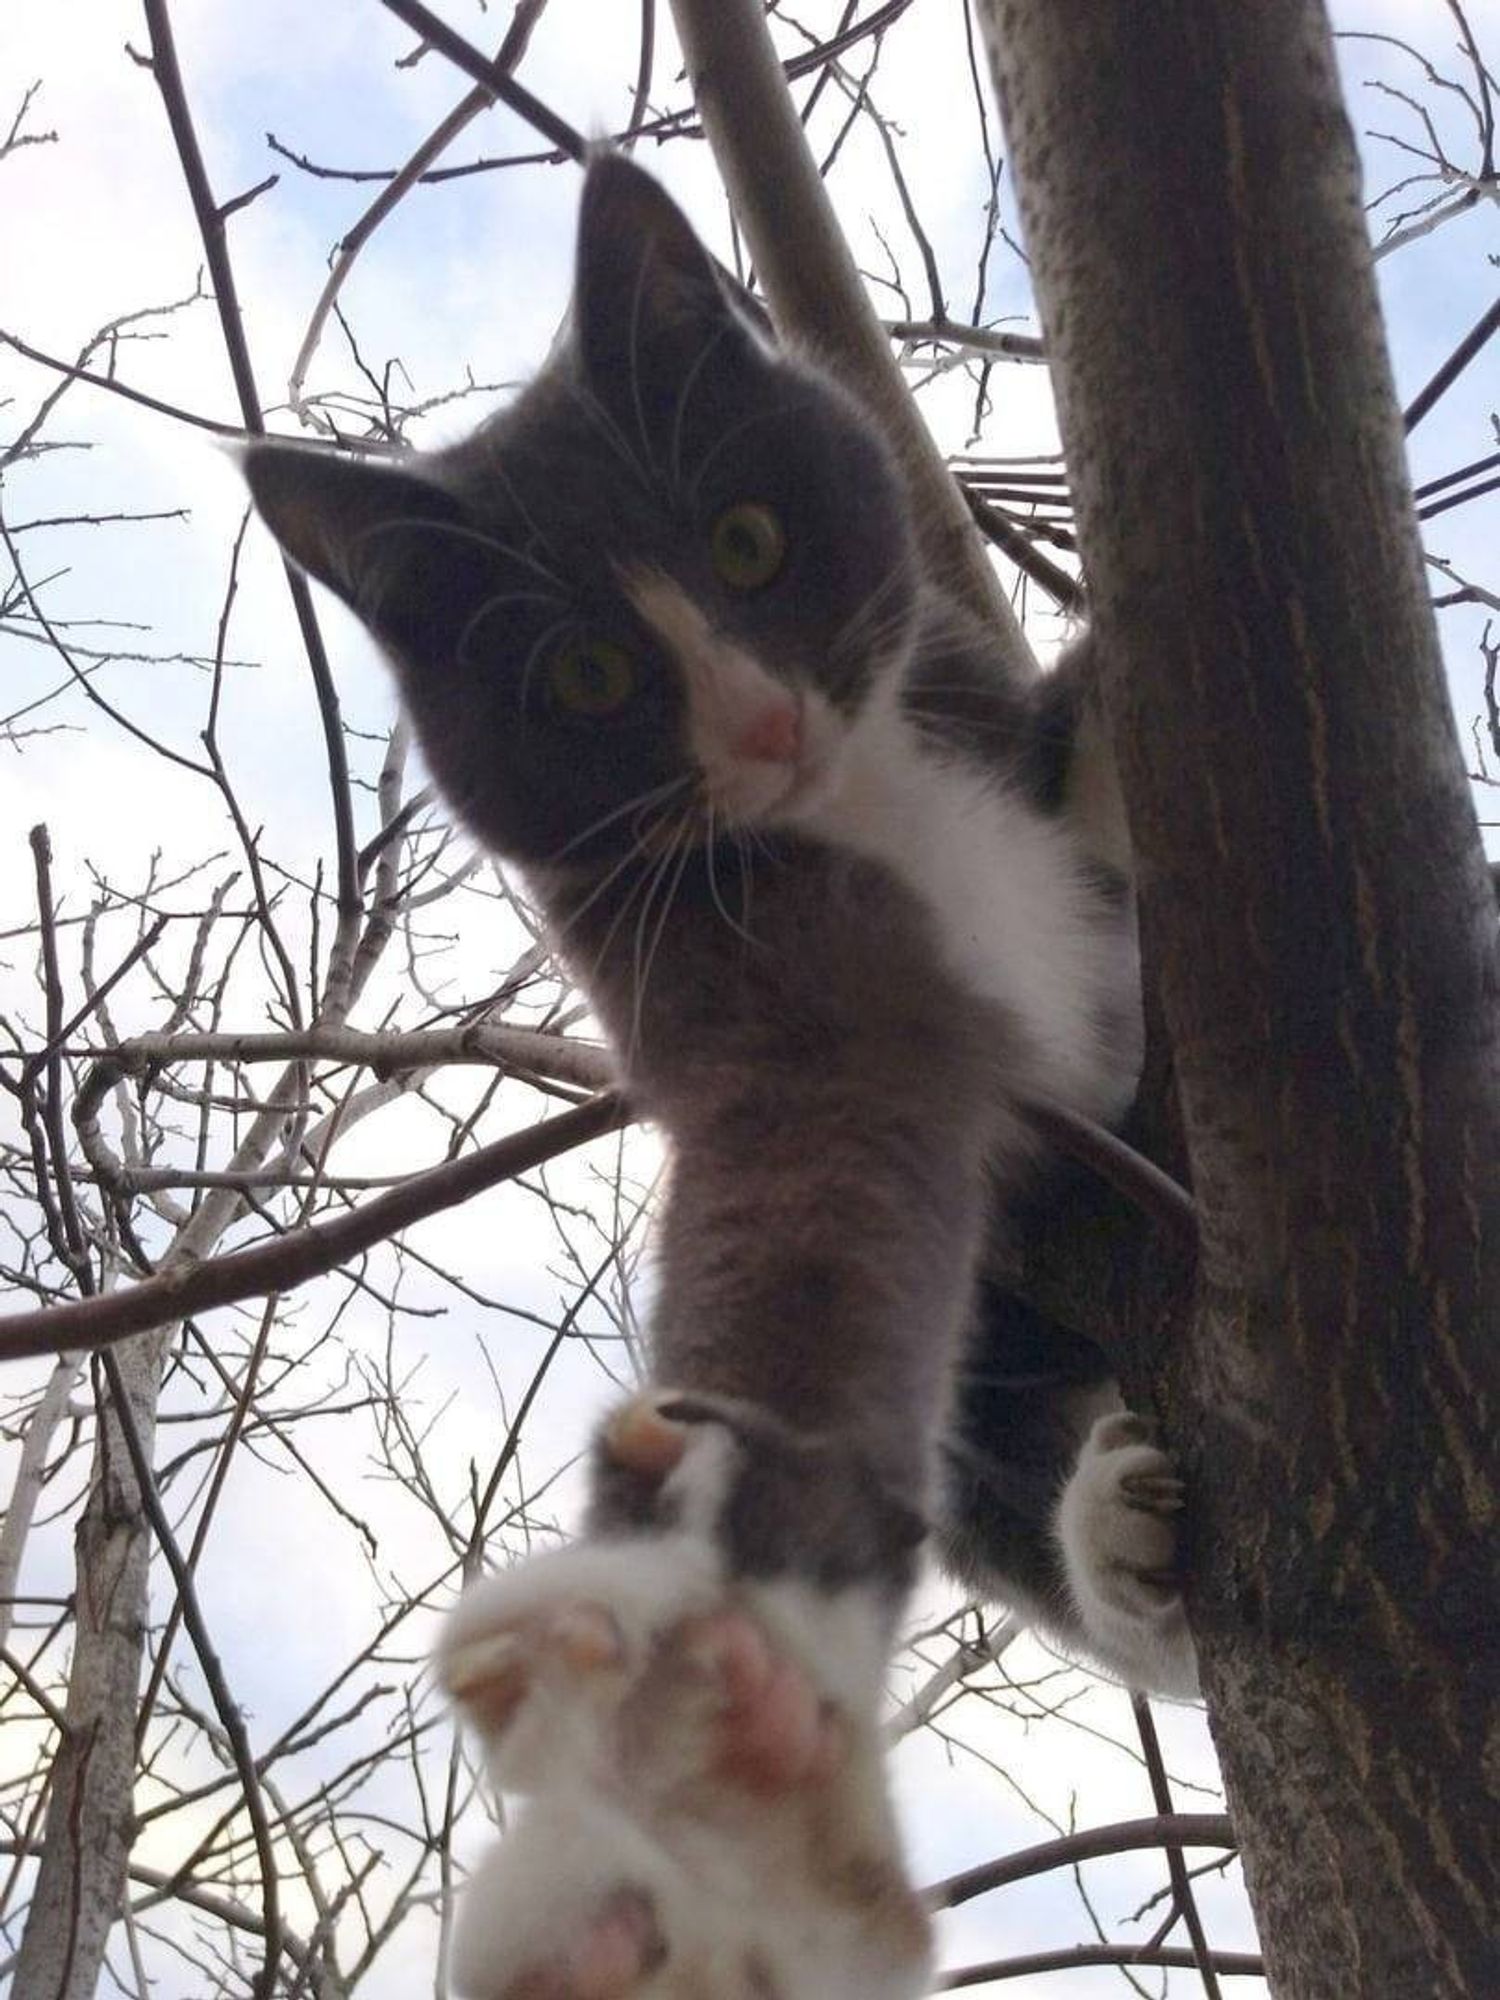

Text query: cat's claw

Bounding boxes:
[439,1392,932,2000]
[1055,1410,1200,1697]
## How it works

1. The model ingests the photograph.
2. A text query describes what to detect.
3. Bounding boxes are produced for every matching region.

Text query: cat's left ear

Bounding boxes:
[573,152,769,428]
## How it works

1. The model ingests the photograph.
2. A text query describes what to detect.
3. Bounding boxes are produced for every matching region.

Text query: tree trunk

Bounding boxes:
[12,1068,311,1998]
[978,3,1500,1994]
[11,1336,169,2000]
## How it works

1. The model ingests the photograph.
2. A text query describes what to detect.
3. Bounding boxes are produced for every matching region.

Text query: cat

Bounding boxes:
[242,151,1195,1998]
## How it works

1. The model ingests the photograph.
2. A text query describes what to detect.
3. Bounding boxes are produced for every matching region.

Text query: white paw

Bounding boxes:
[438,1529,722,1797]
[1054,1411,1199,1697]
[438,1393,933,1999]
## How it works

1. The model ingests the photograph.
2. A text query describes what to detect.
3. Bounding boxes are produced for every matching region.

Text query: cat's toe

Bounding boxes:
[602,1393,693,1479]
[471,1897,660,2000]
[508,1888,663,1999]
[444,1602,627,1734]
[1090,1410,1155,1453]
[1059,1422,1183,1595]
[1119,1465,1186,1512]
[562,1892,666,1997]
[680,1608,840,1792]
[450,1810,677,2000]
[438,1537,721,1792]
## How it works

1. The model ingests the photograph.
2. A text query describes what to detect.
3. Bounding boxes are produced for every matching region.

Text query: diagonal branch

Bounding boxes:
[667,0,1033,669]
[141,0,360,932]
[288,2,551,422]
[377,0,586,159]
[928,1812,1236,1908]
[0,1091,628,1361]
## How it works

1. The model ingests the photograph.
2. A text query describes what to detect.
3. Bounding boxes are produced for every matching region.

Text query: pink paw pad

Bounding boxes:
[498,1890,663,1999]
[683,1609,840,1793]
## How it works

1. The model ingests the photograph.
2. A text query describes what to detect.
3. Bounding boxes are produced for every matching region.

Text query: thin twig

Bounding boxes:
[929,1813,1235,1908]
[1403,291,1500,431]
[288,2,550,418]
[1134,1695,1224,1999]
[377,0,586,159]
[936,1944,1264,1988]
[141,0,361,931]
[0,1091,628,1360]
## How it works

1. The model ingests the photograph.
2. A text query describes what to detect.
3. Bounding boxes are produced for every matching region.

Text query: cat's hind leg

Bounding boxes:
[438,1394,932,2000]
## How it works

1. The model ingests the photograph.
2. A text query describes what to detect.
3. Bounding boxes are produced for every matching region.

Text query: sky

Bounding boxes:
[0,1,1496,1995]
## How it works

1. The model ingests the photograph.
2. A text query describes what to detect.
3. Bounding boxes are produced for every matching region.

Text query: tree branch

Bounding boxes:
[667,0,1033,670]
[0,1092,627,1360]
[928,1812,1236,1907]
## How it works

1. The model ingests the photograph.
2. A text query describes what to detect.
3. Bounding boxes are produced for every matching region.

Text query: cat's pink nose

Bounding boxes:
[734,701,801,765]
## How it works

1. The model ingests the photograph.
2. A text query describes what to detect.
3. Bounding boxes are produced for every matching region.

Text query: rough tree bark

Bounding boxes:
[979,3,1500,1995]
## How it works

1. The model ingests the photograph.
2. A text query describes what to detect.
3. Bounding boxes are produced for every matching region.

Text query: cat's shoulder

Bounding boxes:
[901,592,1088,809]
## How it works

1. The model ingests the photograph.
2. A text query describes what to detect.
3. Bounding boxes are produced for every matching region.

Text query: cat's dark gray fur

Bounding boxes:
[243,153,1184,1683]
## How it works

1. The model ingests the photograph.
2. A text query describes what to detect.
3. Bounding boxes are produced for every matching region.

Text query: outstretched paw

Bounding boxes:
[438,1392,931,1999]
[1054,1411,1199,1697]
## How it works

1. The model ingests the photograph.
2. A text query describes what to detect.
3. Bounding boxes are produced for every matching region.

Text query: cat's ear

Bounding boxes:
[573,152,767,425]
[239,441,486,656]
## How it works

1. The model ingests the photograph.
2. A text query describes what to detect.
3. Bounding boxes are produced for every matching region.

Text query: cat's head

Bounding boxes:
[243,153,918,872]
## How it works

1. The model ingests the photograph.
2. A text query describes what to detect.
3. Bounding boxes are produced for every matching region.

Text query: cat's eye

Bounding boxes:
[547,637,637,718]
[710,502,786,591]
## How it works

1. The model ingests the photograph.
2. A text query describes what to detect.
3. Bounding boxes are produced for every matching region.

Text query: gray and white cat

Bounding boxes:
[244,153,1194,1999]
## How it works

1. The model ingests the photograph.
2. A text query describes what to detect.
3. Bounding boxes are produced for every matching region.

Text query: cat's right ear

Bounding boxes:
[573,153,766,426]
[239,441,478,652]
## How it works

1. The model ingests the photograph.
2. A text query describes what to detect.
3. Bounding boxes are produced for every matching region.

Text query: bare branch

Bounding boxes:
[668,0,1033,668]
[0,1091,627,1360]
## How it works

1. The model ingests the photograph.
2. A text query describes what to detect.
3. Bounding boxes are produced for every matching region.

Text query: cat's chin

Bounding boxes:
[711,764,841,842]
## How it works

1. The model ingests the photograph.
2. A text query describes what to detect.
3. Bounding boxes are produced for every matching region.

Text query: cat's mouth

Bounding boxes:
[630,758,831,859]
[701,697,846,834]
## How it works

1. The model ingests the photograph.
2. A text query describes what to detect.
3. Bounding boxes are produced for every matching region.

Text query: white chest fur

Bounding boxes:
[624,567,1140,1119]
[796,695,1140,1122]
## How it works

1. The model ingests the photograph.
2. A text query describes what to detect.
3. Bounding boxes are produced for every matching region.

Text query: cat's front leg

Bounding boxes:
[1054,1410,1200,1697]
[437,1393,932,2000]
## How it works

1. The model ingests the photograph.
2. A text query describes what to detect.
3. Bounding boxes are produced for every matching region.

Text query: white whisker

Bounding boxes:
[483,454,566,572]
[668,322,735,504]
[827,553,920,666]
[350,512,570,598]
[636,816,704,1064]
[563,378,656,495]
[456,601,572,678]
[625,249,658,477]
[576,813,680,989]
[556,826,664,944]
[548,773,697,866]
[628,813,694,1058]
[682,396,820,515]
[704,804,760,949]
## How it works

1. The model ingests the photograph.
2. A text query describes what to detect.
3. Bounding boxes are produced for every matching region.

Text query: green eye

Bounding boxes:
[710,502,786,591]
[547,637,636,717]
